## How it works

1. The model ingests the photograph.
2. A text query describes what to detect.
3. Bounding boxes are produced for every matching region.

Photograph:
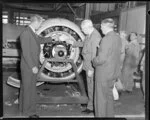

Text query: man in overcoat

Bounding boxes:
[80,19,102,114]
[92,18,122,117]
[19,15,52,117]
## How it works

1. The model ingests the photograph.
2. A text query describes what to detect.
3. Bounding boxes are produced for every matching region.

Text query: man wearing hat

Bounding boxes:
[92,18,122,117]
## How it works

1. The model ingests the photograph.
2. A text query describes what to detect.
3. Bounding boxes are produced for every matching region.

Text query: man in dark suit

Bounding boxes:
[73,20,102,114]
[92,18,122,117]
[19,15,52,117]
[78,20,102,114]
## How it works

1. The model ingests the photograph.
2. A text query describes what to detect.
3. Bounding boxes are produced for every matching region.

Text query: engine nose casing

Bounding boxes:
[36,18,85,81]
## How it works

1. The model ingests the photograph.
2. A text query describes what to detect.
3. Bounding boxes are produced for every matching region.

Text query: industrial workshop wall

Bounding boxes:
[119,5,146,34]
[3,24,25,65]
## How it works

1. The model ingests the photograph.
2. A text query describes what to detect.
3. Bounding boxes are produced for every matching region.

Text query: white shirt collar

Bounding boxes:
[29,25,35,33]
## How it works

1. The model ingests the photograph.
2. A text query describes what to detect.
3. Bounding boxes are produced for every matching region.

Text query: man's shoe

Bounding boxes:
[82,109,93,114]
[29,114,39,118]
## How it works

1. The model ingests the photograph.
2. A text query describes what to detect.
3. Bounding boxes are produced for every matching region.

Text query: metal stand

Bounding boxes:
[36,58,88,104]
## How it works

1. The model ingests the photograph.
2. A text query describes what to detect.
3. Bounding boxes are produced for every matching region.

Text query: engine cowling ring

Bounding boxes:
[36,18,85,81]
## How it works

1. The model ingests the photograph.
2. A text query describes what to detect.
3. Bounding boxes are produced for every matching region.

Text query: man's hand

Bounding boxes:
[87,70,94,77]
[92,58,97,67]
[69,40,74,45]
[32,66,39,74]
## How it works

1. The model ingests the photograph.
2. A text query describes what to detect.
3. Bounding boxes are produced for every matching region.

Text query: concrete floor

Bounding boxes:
[3,70,145,119]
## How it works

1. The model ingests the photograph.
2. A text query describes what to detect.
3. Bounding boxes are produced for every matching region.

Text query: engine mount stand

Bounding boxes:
[36,58,88,104]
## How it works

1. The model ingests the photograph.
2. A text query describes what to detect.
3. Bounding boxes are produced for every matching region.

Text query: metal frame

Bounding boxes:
[37,58,88,104]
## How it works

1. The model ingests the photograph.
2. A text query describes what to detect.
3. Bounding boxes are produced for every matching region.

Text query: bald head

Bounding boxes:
[81,19,94,35]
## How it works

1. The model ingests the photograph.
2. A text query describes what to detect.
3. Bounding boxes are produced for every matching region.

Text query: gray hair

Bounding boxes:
[81,19,93,28]
[30,14,44,23]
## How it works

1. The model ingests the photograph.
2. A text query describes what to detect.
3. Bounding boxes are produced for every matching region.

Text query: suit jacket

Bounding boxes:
[93,31,122,80]
[82,28,102,71]
[20,26,52,72]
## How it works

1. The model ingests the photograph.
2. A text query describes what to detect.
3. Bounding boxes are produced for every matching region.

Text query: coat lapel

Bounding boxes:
[27,27,39,45]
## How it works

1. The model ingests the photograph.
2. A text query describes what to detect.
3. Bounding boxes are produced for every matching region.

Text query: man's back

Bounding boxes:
[96,31,122,79]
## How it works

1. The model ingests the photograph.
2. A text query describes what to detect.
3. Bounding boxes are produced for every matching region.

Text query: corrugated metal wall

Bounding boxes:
[119,6,146,34]
[85,3,116,18]
[90,3,116,12]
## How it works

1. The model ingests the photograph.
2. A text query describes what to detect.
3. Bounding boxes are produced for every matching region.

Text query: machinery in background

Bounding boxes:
[3,24,24,66]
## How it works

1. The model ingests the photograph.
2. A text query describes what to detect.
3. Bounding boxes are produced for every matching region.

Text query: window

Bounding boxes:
[14,12,31,26]
[13,12,48,26]
[2,11,8,24]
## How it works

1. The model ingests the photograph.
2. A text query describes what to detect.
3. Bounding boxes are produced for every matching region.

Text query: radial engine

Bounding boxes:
[36,18,85,82]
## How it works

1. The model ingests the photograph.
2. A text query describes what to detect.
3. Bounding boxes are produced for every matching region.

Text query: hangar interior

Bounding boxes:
[2,2,146,119]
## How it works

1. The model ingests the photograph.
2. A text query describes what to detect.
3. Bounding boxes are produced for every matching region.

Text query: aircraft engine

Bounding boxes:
[36,18,85,81]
